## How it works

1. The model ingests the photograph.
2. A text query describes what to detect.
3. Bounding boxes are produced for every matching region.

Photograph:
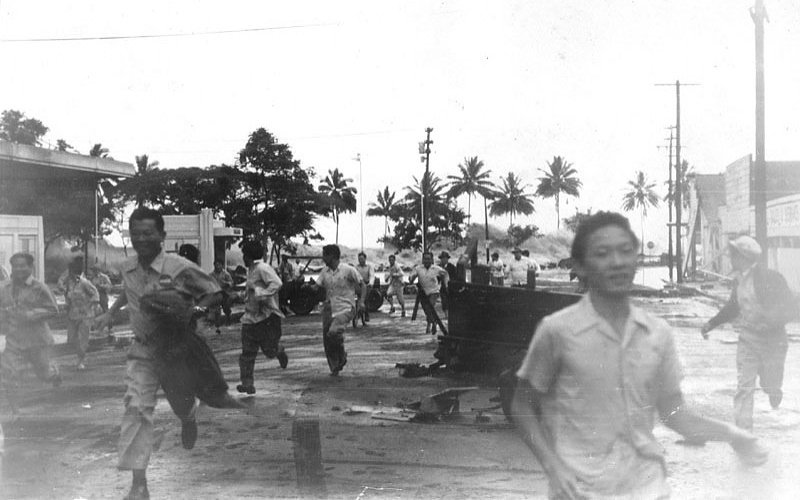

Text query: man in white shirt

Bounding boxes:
[409,251,449,334]
[315,245,366,376]
[489,252,505,286]
[385,254,406,317]
[355,252,376,323]
[511,212,767,499]
[507,247,538,287]
[236,240,288,396]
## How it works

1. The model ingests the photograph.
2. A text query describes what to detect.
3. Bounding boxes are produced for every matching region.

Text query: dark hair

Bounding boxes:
[570,211,639,264]
[388,254,396,260]
[491,252,499,259]
[241,240,264,261]
[9,252,34,266]
[422,251,433,259]
[129,207,165,234]
[357,252,366,258]
[68,256,85,274]
[522,249,530,257]
[178,244,200,264]
[322,244,340,259]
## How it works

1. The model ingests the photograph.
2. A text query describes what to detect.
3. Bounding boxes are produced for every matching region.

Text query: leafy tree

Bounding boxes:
[366,186,397,241]
[318,168,357,245]
[446,156,495,224]
[507,224,540,247]
[535,156,582,229]
[0,109,48,146]
[622,171,660,253]
[489,172,535,226]
[89,143,110,158]
[388,171,465,251]
[236,128,328,258]
[562,208,593,233]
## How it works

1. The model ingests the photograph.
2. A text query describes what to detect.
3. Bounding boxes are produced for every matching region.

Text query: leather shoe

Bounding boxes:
[277,351,289,369]
[769,392,783,409]
[123,483,150,500]
[236,384,256,395]
[181,419,198,450]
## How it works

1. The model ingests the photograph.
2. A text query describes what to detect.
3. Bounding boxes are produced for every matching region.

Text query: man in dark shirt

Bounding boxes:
[701,235,798,429]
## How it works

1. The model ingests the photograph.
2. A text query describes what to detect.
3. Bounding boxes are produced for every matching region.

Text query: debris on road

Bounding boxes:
[408,387,478,422]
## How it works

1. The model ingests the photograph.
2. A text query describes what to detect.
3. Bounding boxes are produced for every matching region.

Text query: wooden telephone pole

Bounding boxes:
[751,0,768,264]
[419,128,433,251]
[656,81,698,283]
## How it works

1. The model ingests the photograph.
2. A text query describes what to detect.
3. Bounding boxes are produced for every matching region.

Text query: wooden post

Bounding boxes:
[292,418,326,495]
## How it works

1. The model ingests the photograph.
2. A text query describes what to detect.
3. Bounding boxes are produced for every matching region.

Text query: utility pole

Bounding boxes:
[751,0,768,264]
[658,129,675,282]
[419,128,433,251]
[675,82,683,283]
[353,153,364,252]
[656,81,698,283]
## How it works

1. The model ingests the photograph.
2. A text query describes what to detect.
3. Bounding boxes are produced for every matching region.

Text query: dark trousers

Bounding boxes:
[239,314,283,386]
[98,290,109,312]
[211,292,232,327]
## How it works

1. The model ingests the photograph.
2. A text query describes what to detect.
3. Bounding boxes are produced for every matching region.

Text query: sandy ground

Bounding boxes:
[2,286,800,499]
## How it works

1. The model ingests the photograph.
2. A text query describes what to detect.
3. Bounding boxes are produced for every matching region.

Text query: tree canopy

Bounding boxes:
[318,168,357,244]
[386,171,465,251]
[0,109,48,146]
[489,172,535,226]
[535,156,582,229]
[366,186,397,242]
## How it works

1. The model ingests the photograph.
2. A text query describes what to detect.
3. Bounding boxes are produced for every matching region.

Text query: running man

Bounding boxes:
[95,207,221,500]
[0,252,61,416]
[314,245,365,376]
[385,254,406,317]
[409,251,449,334]
[511,212,767,499]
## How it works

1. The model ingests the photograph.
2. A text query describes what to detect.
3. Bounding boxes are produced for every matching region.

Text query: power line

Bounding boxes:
[0,22,335,43]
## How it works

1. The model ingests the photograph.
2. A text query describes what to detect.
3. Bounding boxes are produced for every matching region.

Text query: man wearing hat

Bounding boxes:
[701,235,798,430]
[507,247,538,287]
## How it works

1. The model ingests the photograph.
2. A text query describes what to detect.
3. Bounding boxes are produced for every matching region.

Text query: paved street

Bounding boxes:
[2,293,800,499]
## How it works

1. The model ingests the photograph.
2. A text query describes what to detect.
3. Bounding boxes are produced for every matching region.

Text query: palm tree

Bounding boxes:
[366,186,397,240]
[489,172,535,226]
[405,171,453,248]
[89,143,109,158]
[446,156,495,224]
[621,171,660,253]
[133,154,160,207]
[535,156,582,229]
[318,168,357,244]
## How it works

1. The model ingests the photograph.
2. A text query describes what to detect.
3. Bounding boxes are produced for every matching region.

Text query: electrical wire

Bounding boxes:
[0,22,335,43]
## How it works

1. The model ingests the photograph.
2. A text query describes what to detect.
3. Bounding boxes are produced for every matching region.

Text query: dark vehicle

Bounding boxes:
[279,256,324,316]
[435,281,581,373]
[277,256,384,316]
[432,281,581,418]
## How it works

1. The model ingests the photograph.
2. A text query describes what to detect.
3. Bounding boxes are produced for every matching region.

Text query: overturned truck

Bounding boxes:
[434,280,581,373]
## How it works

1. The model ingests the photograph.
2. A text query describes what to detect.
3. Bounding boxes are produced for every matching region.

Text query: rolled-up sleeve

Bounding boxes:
[516,318,560,394]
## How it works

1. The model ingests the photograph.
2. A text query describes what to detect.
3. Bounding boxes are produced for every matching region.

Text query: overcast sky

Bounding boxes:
[2,1,799,252]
